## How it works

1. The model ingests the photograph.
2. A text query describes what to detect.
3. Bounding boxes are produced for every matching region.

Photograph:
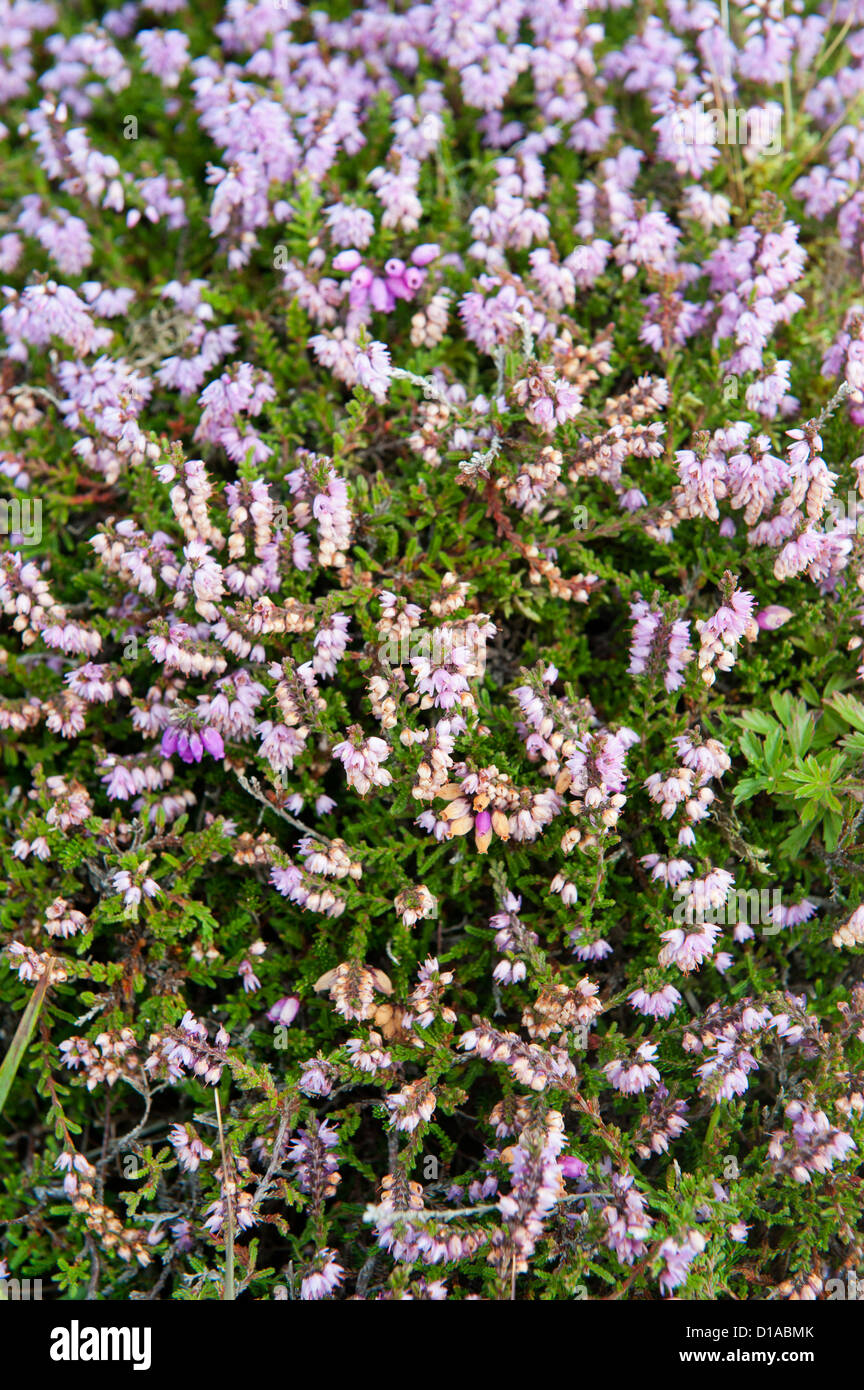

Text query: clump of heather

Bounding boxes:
[3,0,864,1307]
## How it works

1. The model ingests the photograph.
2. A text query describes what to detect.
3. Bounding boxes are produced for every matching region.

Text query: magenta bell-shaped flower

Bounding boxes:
[332,248,362,273]
[161,727,179,757]
[201,726,225,759]
[756,605,793,631]
[176,730,204,764]
[403,266,424,294]
[369,275,394,312]
[386,272,413,302]
[559,1156,588,1180]
[411,243,439,267]
[348,264,373,309]
[266,996,300,1026]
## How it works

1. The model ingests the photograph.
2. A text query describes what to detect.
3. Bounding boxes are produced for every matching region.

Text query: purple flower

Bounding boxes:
[200,725,225,759]
[267,996,300,1026]
[176,730,203,763]
[332,249,362,273]
[756,605,793,631]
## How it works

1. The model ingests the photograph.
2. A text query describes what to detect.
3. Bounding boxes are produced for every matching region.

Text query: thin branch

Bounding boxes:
[233,769,331,845]
[214,1088,235,1302]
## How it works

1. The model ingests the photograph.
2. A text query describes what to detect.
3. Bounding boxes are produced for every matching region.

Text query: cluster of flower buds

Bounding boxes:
[167,1123,214,1172]
[694,572,758,686]
[299,1056,338,1097]
[55,1150,98,1199]
[628,598,693,692]
[768,1100,857,1183]
[99,752,173,802]
[406,396,454,466]
[74,1193,154,1266]
[314,961,393,1023]
[633,1085,689,1159]
[0,551,100,655]
[145,1010,230,1085]
[270,859,348,918]
[394,884,437,927]
[332,726,392,796]
[511,362,581,433]
[604,1040,661,1095]
[696,1038,760,1103]
[658,1230,706,1295]
[0,692,43,733]
[488,1111,566,1276]
[287,1119,342,1202]
[112,864,161,909]
[6,941,68,984]
[160,720,224,762]
[333,242,439,315]
[561,727,636,832]
[407,956,457,1030]
[60,1028,140,1089]
[775,1273,830,1301]
[202,1185,258,1237]
[645,733,730,848]
[410,288,450,348]
[372,1174,488,1268]
[345,1030,394,1073]
[522,979,602,1042]
[297,836,362,883]
[55,1152,153,1264]
[42,895,89,938]
[384,1079,437,1134]
[491,891,537,985]
[299,1249,345,1301]
[460,1019,578,1091]
[43,775,93,830]
[833,904,864,950]
[426,765,562,851]
[408,718,459,801]
[408,618,495,714]
[503,444,562,513]
[602,1173,655,1267]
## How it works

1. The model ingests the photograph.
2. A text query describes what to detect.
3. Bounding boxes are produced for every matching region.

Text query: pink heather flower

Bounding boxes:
[200,726,225,759]
[697,1040,760,1102]
[757,605,793,630]
[238,958,261,993]
[267,997,300,1026]
[604,1041,661,1094]
[313,613,351,679]
[353,339,391,400]
[603,1175,654,1266]
[559,1156,588,1181]
[571,936,613,962]
[332,249,363,273]
[300,1251,344,1300]
[136,28,189,87]
[167,1123,213,1172]
[628,600,693,692]
[658,1231,706,1295]
[177,731,203,763]
[324,203,375,248]
[332,728,392,795]
[629,985,681,1019]
[658,923,720,973]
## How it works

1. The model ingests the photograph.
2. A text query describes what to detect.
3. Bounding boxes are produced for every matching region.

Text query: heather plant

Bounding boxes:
[3,0,864,1306]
